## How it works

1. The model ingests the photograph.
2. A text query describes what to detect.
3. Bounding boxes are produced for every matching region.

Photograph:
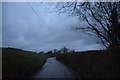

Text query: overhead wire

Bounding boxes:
[26,1,56,39]
[26,2,47,27]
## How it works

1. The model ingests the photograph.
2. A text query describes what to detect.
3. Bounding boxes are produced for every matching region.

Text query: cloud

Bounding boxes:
[2,2,103,52]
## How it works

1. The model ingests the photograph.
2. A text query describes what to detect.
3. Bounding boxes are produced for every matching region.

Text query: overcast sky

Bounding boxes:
[2,2,104,52]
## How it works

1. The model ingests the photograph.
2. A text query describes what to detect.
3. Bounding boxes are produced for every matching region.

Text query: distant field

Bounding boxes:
[2,48,49,78]
[56,50,119,78]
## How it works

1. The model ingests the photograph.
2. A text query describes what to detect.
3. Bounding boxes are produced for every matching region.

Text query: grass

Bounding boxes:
[2,47,49,78]
[55,50,119,78]
[2,47,119,78]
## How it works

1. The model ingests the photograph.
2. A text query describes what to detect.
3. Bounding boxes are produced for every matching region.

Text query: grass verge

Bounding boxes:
[2,48,49,78]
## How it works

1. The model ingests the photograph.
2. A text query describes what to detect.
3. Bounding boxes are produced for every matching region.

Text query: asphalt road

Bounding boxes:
[33,57,80,78]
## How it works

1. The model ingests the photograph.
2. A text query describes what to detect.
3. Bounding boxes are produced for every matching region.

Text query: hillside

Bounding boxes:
[2,47,49,78]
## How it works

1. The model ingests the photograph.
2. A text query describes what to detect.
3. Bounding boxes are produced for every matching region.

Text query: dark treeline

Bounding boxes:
[38,47,75,54]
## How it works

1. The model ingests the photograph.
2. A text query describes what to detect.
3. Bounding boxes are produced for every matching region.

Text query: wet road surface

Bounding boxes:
[33,57,80,78]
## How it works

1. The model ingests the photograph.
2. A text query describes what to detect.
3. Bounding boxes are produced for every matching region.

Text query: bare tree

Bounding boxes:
[56,50,61,54]
[46,51,53,54]
[56,2,120,50]
[53,49,57,53]
[61,47,70,53]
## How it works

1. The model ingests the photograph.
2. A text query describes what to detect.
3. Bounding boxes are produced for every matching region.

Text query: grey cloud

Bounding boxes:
[2,2,103,52]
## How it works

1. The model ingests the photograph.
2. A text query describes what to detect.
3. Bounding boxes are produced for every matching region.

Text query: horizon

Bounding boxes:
[2,47,104,53]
